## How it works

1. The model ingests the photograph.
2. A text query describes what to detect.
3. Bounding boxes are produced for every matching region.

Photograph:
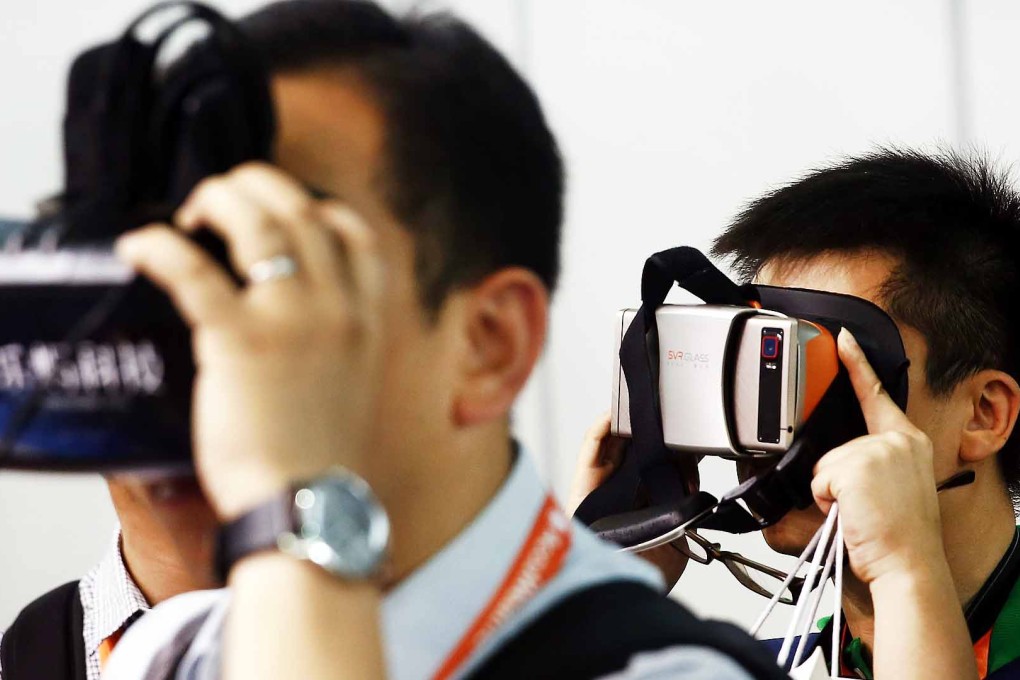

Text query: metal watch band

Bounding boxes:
[214,491,295,582]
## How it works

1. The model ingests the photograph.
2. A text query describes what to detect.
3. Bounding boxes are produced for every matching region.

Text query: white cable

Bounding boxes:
[749,527,824,637]
[831,519,846,679]
[777,502,839,668]
[791,520,839,668]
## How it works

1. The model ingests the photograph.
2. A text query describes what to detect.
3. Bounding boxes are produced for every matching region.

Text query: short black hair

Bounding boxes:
[712,149,1020,489]
[238,0,563,311]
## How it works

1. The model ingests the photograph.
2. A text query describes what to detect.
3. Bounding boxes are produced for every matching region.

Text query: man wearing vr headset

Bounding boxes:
[575,149,1020,678]
[0,272,223,680]
[12,1,804,679]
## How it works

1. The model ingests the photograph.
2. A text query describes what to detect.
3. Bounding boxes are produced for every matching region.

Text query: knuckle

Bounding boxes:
[883,430,912,450]
[327,206,374,244]
[124,225,167,251]
[177,252,214,281]
[914,434,934,459]
[317,299,357,338]
[907,427,930,446]
[247,212,281,240]
[293,197,320,226]
[135,223,169,238]
[192,175,229,204]
[230,161,273,182]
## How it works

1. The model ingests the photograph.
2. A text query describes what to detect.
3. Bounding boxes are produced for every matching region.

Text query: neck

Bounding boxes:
[114,500,219,606]
[120,528,214,605]
[841,473,1016,654]
[383,425,514,585]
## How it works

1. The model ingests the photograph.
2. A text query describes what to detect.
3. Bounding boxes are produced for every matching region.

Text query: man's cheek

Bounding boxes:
[762,507,826,556]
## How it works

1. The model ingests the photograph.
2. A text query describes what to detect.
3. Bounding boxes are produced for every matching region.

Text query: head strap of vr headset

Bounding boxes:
[575,247,909,550]
[574,247,765,543]
[0,3,275,465]
[55,1,274,244]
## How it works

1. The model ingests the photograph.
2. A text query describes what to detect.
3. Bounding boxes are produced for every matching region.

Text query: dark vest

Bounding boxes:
[468,581,791,679]
[0,581,87,680]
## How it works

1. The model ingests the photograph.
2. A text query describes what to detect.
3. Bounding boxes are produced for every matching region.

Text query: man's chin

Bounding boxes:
[734,460,827,555]
[761,506,827,556]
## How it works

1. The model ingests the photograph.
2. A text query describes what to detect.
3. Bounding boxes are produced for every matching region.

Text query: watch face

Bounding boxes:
[293,474,390,579]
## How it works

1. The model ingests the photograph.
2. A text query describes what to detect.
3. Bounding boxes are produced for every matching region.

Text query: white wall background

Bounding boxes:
[1,0,1017,639]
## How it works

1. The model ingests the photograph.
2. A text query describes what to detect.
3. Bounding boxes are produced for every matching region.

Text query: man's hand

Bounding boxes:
[815,335,978,679]
[568,413,691,589]
[116,162,385,519]
[568,413,628,514]
[811,329,946,585]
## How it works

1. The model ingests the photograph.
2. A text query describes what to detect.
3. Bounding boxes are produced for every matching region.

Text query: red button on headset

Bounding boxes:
[761,335,781,360]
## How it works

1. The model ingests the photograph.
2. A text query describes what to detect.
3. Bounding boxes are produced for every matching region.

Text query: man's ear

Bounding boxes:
[452,268,549,427]
[960,369,1020,463]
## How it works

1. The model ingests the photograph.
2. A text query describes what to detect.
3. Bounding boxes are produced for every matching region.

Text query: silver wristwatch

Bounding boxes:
[216,467,391,581]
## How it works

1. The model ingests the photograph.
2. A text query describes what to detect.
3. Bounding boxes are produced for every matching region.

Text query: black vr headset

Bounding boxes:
[574,247,911,548]
[0,2,274,470]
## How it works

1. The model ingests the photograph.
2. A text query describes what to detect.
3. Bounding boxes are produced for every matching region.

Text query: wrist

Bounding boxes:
[204,456,368,521]
[869,547,954,597]
[229,550,383,595]
[853,518,947,585]
[206,466,296,521]
[215,466,391,584]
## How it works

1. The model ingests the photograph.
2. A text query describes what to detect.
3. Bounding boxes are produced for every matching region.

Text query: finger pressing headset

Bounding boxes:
[573,247,910,551]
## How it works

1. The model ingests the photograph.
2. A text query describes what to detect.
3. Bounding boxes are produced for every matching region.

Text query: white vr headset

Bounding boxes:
[610,305,837,458]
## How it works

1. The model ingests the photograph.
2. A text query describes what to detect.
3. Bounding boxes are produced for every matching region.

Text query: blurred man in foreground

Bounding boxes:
[100,1,796,679]
[0,248,220,680]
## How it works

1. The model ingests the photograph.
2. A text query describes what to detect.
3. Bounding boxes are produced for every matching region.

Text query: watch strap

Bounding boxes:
[215,490,295,582]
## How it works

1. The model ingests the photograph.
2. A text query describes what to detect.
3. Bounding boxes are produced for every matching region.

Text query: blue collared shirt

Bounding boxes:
[105,454,755,679]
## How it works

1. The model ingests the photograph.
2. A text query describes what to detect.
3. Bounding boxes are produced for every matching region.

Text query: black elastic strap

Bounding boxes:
[469,580,790,679]
[0,580,86,680]
[965,528,1020,643]
[574,247,752,534]
[588,491,719,546]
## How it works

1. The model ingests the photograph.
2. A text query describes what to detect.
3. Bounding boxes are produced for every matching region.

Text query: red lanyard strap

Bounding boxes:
[433,496,572,680]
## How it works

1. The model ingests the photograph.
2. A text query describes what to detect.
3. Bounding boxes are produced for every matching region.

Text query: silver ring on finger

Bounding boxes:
[247,254,299,285]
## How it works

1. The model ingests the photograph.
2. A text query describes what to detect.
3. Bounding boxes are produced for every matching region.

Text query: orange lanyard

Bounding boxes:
[432,496,572,680]
[98,627,128,672]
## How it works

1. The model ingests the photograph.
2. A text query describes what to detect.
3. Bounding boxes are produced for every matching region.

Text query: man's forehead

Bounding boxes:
[270,68,386,203]
[753,249,899,310]
[268,68,413,272]
[755,250,932,384]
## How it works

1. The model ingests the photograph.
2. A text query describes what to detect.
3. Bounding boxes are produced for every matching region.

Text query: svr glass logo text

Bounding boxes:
[666,350,710,365]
